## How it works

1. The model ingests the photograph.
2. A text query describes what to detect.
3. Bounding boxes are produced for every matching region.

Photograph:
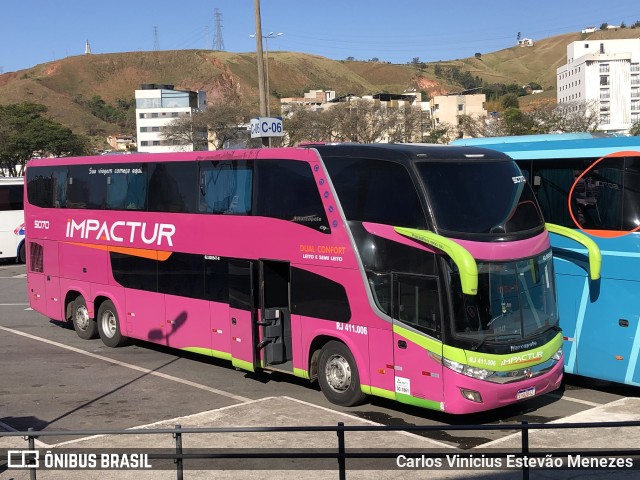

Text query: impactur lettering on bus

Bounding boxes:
[500,351,544,366]
[66,219,175,246]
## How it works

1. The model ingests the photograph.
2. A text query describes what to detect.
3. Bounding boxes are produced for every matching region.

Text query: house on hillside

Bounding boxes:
[106,134,136,151]
[517,38,534,47]
[582,27,596,34]
[279,90,336,115]
[557,38,640,134]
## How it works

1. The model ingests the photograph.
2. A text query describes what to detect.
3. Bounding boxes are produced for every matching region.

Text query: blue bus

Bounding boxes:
[453,133,640,386]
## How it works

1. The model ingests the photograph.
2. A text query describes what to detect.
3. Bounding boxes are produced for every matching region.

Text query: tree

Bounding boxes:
[162,78,255,151]
[529,100,599,133]
[0,103,88,175]
[630,122,640,136]
[475,52,482,59]
[501,93,520,109]
[600,22,609,30]
[424,123,455,144]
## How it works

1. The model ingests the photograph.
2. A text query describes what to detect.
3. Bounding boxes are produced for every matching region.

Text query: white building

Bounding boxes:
[135,84,207,153]
[557,39,640,133]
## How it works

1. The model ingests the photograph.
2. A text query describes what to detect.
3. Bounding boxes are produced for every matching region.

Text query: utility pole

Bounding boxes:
[253,0,269,146]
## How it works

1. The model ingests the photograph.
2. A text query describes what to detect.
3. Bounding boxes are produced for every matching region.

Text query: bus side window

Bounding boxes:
[148,162,197,213]
[54,169,67,208]
[254,160,329,233]
[531,160,584,228]
[26,167,55,208]
[106,165,147,211]
[199,161,252,215]
[394,274,441,338]
[622,156,640,231]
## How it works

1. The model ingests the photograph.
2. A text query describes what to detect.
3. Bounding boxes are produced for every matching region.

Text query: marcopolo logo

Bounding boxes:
[66,219,175,247]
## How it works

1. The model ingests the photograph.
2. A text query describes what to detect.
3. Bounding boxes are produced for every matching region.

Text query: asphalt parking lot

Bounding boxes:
[2,258,640,457]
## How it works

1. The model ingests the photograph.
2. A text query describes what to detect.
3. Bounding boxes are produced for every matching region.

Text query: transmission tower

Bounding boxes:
[213,8,225,51]
[153,26,160,51]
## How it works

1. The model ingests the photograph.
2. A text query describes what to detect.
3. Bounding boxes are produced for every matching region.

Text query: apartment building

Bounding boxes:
[557,39,640,133]
[430,93,487,131]
[135,84,207,153]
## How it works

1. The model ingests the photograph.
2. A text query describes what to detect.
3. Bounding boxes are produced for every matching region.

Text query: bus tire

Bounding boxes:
[18,242,26,264]
[97,300,128,348]
[72,295,98,340]
[317,341,367,407]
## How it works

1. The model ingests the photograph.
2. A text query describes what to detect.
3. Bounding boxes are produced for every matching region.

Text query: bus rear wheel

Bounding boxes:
[97,300,127,348]
[317,341,367,407]
[72,295,98,340]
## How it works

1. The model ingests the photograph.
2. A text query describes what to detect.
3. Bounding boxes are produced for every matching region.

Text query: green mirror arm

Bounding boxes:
[394,226,478,295]
[545,223,602,281]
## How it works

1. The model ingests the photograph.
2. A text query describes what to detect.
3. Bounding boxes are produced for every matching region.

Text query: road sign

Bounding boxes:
[250,117,284,138]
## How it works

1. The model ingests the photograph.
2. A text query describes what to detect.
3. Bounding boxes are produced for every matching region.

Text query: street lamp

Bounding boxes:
[250,32,283,117]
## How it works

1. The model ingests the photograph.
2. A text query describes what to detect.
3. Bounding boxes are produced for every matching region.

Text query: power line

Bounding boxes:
[213,8,225,51]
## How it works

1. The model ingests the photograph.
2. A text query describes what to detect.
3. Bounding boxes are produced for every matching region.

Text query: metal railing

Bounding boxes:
[2,420,640,479]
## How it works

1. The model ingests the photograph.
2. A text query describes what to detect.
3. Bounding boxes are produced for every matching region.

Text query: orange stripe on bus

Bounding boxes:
[581,229,640,238]
[64,242,172,261]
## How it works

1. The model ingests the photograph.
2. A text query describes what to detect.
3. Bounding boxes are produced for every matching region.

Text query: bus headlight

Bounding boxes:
[442,358,495,380]
[551,347,563,362]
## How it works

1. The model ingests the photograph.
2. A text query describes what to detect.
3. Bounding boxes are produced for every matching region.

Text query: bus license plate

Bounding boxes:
[516,387,535,400]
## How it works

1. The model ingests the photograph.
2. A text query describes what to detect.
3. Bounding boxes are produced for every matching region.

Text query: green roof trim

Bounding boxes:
[546,223,602,280]
[394,226,478,295]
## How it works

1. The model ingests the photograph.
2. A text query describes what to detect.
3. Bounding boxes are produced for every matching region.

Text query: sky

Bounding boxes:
[2,0,640,74]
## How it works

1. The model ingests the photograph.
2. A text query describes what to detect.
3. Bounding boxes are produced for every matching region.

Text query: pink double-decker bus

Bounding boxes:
[24,144,592,414]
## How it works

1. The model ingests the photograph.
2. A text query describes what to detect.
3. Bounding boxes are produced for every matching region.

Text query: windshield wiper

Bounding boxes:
[471,333,521,351]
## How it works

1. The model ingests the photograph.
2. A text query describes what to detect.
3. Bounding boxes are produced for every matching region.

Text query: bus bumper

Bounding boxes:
[442,359,563,414]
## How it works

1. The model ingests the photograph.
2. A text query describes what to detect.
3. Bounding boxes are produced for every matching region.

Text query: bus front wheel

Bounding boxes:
[17,243,26,264]
[72,295,98,340]
[97,300,127,348]
[317,341,367,407]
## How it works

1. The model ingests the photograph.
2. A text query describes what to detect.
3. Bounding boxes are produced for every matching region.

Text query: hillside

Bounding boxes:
[0,50,421,136]
[452,28,640,88]
[1,28,639,136]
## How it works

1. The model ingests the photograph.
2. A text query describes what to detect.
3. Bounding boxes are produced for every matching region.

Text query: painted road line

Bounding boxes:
[546,393,602,407]
[0,325,252,403]
[0,303,30,306]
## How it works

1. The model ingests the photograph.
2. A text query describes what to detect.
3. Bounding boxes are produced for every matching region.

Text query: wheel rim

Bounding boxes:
[100,309,117,338]
[324,354,352,393]
[75,305,90,332]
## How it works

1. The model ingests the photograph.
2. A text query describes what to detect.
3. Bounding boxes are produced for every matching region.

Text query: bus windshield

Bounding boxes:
[415,160,543,236]
[449,250,558,344]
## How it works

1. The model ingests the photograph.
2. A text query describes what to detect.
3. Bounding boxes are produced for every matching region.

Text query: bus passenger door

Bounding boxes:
[229,259,257,371]
[392,274,444,408]
[258,260,292,372]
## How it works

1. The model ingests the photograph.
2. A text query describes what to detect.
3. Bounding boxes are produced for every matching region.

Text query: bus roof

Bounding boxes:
[26,144,511,169]
[451,133,640,160]
[309,143,511,164]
